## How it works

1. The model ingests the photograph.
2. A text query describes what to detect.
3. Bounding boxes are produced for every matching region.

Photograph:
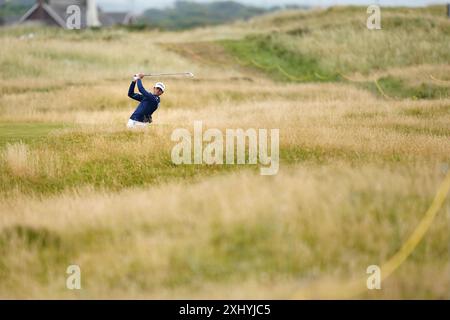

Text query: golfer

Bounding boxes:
[127,73,165,128]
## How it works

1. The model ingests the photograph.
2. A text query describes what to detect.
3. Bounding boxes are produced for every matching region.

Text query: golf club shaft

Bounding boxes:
[143,72,194,77]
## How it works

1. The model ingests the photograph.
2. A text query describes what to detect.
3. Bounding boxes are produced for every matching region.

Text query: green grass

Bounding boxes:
[0,25,126,41]
[402,105,450,118]
[221,35,339,83]
[219,5,450,82]
[0,129,243,195]
[362,76,450,100]
[0,122,67,146]
[0,58,45,78]
[383,124,450,137]
[1,123,446,196]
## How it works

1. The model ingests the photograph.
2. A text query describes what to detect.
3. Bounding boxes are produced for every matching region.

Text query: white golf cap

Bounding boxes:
[154,82,165,92]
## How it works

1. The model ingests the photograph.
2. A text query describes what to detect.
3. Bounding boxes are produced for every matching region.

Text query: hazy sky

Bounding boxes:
[96,0,449,12]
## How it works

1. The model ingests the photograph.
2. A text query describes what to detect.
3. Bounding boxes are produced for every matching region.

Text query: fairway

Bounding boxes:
[0,5,449,299]
[0,122,66,146]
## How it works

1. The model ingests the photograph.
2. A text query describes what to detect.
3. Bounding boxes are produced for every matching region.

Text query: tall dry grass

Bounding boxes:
[0,6,449,299]
[0,164,448,299]
[1,142,62,178]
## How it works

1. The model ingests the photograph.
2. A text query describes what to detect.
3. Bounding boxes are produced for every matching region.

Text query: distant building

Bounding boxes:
[1,15,23,26]
[18,0,134,28]
[101,11,137,27]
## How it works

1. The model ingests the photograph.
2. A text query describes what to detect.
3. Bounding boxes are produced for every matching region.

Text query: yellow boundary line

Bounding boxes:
[239,60,448,99]
[314,72,329,81]
[250,59,274,71]
[292,170,450,299]
[374,79,396,100]
[339,73,363,82]
[429,74,450,86]
[234,57,249,66]
[276,65,305,81]
[249,59,307,81]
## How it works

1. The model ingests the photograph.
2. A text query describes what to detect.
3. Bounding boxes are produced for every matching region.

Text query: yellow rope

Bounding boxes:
[291,170,450,299]
[314,72,329,80]
[276,64,304,81]
[339,73,362,82]
[249,59,306,81]
[380,170,450,281]
[233,56,249,66]
[250,59,274,71]
[374,79,395,100]
[429,74,450,85]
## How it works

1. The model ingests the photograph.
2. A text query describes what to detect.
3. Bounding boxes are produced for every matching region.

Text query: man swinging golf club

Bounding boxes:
[127,72,165,129]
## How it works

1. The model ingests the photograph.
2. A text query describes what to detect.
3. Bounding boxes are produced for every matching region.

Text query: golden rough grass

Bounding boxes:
[0,7,449,299]
[3,142,32,177]
[0,165,448,298]
[1,142,62,179]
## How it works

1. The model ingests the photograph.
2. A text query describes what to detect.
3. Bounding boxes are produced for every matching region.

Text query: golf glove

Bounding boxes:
[133,75,139,81]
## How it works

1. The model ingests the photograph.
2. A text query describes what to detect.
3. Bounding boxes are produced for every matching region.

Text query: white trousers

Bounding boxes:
[127,119,148,129]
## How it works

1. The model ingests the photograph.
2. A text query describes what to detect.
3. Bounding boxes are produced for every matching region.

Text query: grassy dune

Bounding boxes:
[0,6,449,299]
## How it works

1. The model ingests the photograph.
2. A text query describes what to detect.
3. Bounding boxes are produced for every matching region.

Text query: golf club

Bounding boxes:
[143,72,194,78]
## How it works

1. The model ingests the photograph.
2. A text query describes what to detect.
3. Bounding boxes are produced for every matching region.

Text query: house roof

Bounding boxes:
[101,11,136,26]
[18,2,67,28]
[18,1,131,28]
[105,12,127,24]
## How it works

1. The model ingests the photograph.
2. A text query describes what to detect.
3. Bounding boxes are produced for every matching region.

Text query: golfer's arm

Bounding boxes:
[128,81,143,101]
[137,79,152,98]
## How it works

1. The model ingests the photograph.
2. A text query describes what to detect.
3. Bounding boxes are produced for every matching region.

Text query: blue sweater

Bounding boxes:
[128,79,160,123]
